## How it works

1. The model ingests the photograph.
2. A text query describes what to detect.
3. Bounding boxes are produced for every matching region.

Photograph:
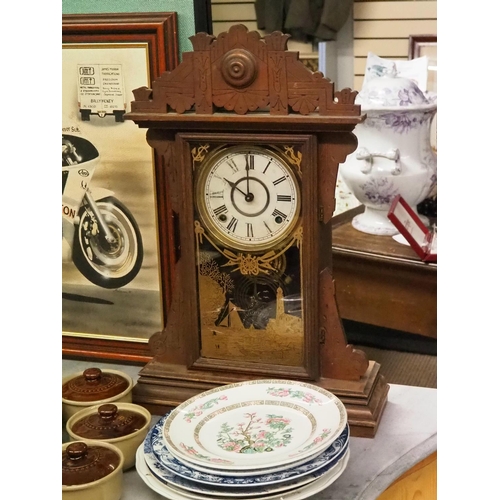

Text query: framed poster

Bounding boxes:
[62,13,179,362]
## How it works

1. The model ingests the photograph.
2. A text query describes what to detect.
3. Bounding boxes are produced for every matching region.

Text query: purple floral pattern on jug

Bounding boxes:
[365,110,434,135]
[359,85,428,108]
[398,87,424,106]
[360,178,399,206]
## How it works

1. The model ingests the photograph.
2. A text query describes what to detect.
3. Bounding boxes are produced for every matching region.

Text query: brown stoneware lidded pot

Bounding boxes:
[62,368,133,421]
[66,402,152,470]
[62,440,124,500]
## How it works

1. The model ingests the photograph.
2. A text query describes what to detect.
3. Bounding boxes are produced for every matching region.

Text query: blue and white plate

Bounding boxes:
[142,442,348,497]
[137,445,351,500]
[147,414,349,487]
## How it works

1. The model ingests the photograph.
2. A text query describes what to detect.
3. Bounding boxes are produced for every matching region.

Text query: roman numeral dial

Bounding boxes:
[196,145,301,252]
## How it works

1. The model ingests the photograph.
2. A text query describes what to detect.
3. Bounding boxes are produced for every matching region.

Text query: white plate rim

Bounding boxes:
[137,445,350,500]
[163,379,347,471]
[150,414,350,483]
[142,443,348,498]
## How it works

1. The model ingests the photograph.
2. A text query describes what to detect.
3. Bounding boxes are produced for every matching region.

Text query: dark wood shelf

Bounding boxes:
[331,207,437,339]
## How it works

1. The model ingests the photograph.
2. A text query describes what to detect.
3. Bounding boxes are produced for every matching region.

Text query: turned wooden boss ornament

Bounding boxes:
[126,25,388,438]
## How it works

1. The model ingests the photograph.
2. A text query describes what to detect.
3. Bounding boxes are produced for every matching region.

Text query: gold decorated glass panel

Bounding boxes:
[192,142,305,366]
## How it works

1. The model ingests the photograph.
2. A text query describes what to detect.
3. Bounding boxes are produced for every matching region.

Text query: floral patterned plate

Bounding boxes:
[137,445,350,500]
[157,415,329,478]
[162,379,347,472]
[142,439,348,497]
[149,414,349,485]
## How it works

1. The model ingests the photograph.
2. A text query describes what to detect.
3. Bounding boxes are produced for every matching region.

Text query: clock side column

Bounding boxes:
[316,132,368,380]
[140,130,190,367]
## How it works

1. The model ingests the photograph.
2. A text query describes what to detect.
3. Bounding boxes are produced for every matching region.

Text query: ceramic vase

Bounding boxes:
[340,68,437,235]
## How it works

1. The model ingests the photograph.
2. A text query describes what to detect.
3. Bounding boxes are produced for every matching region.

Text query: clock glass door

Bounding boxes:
[192,141,306,367]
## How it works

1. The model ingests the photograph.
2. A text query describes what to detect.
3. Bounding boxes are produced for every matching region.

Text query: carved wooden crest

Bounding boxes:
[131,24,360,116]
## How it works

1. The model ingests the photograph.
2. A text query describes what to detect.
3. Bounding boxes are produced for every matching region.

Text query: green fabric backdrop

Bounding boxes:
[62,0,196,58]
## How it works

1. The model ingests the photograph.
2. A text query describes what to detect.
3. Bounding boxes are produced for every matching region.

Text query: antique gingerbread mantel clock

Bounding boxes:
[126,25,388,437]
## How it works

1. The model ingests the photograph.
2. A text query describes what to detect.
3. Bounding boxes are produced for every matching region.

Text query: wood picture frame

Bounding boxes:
[62,13,179,363]
[193,0,213,34]
[409,34,437,93]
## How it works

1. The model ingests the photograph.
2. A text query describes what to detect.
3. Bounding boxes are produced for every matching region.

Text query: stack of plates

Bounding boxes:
[136,379,350,500]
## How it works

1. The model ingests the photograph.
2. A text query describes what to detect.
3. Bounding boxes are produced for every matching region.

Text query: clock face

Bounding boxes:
[196,146,301,251]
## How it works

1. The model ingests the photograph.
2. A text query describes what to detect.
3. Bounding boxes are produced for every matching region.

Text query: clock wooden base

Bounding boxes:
[132,360,387,438]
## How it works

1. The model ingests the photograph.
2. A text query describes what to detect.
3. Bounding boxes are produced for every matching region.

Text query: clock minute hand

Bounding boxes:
[224,177,247,197]
[245,154,250,194]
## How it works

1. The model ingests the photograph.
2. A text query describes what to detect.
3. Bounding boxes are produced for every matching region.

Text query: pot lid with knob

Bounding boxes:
[356,63,437,112]
[62,441,122,486]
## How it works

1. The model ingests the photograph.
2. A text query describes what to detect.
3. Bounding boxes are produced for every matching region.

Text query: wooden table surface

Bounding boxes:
[331,207,437,338]
[332,206,437,263]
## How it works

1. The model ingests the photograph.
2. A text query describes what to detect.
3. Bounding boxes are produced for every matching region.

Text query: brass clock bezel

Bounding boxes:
[194,144,302,253]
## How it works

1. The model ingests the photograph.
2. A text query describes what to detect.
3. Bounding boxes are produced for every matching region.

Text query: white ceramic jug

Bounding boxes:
[340,67,437,235]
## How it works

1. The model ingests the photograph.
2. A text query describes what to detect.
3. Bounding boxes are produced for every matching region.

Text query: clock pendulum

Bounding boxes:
[126,24,389,437]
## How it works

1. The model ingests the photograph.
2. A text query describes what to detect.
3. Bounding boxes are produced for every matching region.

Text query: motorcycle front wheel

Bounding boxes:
[73,196,144,289]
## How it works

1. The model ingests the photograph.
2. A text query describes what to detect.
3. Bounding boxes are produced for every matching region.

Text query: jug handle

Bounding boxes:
[356,147,401,175]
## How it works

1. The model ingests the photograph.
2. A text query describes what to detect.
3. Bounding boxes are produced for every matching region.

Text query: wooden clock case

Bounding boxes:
[126,24,388,437]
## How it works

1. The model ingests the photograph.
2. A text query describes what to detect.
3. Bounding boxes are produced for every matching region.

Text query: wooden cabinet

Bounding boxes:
[332,208,437,339]
[377,451,437,500]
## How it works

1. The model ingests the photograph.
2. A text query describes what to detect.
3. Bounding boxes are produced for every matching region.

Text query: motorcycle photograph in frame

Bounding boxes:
[62,41,165,347]
[62,134,144,289]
